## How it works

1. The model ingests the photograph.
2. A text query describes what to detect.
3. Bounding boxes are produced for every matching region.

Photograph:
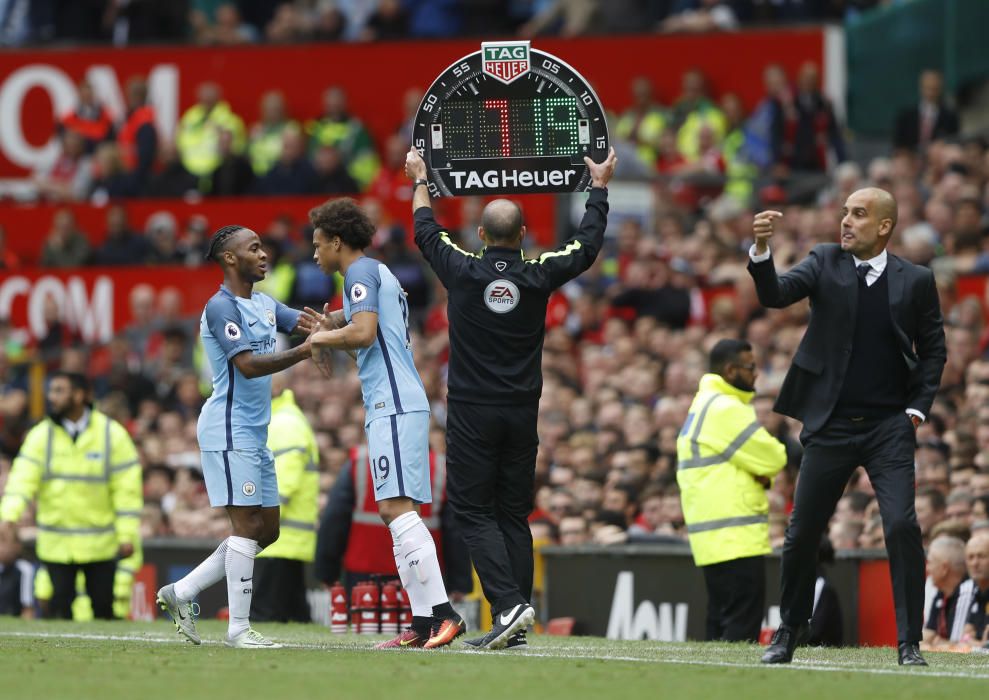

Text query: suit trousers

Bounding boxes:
[445,399,538,614]
[702,555,766,642]
[45,559,116,620]
[250,557,311,623]
[780,412,924,642]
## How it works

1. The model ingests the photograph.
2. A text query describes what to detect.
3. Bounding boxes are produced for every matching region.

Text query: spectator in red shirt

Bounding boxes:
[59,80,114,153]
[34,131,92,202]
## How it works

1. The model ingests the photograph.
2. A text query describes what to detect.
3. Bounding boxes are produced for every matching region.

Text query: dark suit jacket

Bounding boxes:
[748,244,946,434]
[892,104,959,151]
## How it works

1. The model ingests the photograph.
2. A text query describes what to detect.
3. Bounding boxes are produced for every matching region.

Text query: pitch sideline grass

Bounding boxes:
[1,619,987,700]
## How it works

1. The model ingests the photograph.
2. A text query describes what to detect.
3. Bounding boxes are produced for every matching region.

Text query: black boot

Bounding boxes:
[760,624,807,664]
[897,642,927,666]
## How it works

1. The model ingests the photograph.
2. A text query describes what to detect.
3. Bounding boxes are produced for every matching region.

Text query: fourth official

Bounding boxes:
[405,145,617,649]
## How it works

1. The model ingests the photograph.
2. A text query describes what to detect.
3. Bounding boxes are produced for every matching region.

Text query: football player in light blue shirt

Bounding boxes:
[157,224,320,649]
[308,198,465,650]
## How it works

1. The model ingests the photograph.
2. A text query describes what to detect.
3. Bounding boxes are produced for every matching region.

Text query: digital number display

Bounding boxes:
[441,98,582,159]
[413,42,608,196]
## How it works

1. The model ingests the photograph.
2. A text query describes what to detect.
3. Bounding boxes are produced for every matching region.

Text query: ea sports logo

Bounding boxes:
[484,279,520,314]
[242,481,256,497]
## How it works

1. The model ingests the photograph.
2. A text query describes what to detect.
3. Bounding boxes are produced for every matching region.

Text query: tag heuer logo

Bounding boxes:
[482,41,530,84]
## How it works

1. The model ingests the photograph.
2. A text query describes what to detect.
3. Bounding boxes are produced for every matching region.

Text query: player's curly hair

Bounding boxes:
[309,198,374,251]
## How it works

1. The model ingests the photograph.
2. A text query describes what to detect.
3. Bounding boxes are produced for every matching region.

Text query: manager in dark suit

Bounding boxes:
[749,187,946,667]
[892,69,959,152]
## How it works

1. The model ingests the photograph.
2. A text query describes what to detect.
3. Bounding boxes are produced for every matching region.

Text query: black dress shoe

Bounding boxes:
[897,642,928,666]
[760,624,807,664]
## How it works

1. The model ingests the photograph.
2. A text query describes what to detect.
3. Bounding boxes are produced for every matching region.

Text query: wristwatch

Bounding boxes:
[413,179,429,189]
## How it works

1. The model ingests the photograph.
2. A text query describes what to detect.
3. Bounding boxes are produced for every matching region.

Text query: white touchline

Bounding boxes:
[2,631,987,681]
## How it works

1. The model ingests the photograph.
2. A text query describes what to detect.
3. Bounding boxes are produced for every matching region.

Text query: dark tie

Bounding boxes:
[857,263,871,284]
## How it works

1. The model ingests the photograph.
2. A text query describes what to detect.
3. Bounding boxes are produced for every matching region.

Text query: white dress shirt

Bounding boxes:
[61,407,91,439]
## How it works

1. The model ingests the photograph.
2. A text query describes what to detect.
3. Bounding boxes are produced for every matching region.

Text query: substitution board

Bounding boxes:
[413,40,609,197]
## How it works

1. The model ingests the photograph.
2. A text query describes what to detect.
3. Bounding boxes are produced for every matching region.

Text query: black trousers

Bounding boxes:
[44,559,116,620]
[701,555,766,642]
[780,412,924,642]
[446,399,538,614]
[250,558,311,623]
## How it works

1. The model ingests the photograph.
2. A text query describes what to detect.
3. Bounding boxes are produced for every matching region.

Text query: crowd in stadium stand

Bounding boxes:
[1,34,989,592]
[0,1,890,47]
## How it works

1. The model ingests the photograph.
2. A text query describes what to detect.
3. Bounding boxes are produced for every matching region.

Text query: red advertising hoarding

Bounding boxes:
[0,265,220,344]
[0,31,825,179]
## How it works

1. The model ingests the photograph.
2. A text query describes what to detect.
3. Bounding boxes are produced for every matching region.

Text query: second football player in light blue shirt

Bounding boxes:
[309,198,465,649]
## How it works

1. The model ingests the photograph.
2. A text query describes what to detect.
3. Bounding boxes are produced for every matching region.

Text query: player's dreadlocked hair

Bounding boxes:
[205,224,247,262]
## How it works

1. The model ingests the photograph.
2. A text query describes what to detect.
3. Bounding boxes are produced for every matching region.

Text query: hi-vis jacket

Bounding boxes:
[0,410,142,564]
[258,390,319,562]
[676,374,786,567]
[176,101,246,177]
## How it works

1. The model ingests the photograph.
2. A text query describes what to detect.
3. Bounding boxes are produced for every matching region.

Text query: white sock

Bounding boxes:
[225,535,260,637]
[174,537,228,601]
[391,527,429,618]
[389,511,448,611]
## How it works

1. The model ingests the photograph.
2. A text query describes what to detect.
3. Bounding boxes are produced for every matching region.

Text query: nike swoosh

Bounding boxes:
[375,482,386,490]
[248,320,258,327]
[240,576,253,582]
[399,637,419,646]
[499,605,520,625]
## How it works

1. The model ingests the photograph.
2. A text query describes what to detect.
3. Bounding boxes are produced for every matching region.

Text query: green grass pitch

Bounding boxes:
[2,619,988,700]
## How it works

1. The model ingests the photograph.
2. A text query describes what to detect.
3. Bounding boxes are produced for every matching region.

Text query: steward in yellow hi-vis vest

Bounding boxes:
[0,372,142,620]
[176,84,247,178]
[252,381,319,623]
[676,340,786,642]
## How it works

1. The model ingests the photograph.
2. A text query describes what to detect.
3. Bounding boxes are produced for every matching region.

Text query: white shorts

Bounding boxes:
[201,447,279,508]
[365,411,431,504]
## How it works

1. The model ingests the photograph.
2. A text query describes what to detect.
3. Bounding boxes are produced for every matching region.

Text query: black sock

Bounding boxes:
[432,602,455,619]
[412,615,432,637]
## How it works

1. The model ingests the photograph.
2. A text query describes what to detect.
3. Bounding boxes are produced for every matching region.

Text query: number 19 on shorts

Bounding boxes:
[371,456,391,490]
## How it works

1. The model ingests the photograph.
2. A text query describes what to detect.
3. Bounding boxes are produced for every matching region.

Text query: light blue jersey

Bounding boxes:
[344,257,429,425]
[197,285,300,451]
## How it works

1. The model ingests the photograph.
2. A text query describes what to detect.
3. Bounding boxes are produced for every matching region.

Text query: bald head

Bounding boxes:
[481,199,523,246]
[855,187,898,231]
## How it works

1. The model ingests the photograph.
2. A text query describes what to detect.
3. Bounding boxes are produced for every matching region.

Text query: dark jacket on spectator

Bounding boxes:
[256,158,318,195]
[93,231,150,266]
[893,103,960,152]
[210,153,255,197]
[145,162,199,198]
[40,233,90,267]
[611,286,691,329]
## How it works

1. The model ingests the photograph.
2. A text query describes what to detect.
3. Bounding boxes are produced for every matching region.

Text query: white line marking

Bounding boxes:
[2,631,987,680]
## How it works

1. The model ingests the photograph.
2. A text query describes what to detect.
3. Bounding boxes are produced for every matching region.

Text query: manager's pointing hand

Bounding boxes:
[752,210,783,256]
